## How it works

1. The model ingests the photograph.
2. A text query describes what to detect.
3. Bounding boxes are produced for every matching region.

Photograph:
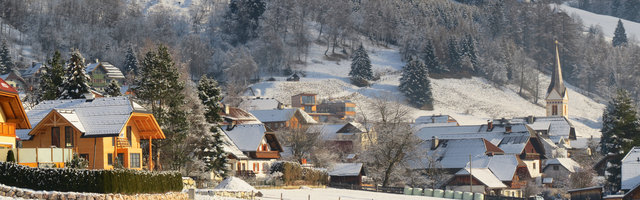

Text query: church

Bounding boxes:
[545,40,569,117]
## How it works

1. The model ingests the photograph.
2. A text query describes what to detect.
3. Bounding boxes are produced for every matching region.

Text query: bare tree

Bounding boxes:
[570,167,597,189]
[359,94,422,187]
[277,127,322,162]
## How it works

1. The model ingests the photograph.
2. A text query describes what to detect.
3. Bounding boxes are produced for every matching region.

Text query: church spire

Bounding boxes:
[547,40,566,97]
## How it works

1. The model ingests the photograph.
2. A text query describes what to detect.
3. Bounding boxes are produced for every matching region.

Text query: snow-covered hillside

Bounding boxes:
[555,4,640,41]
[245,39,605,148]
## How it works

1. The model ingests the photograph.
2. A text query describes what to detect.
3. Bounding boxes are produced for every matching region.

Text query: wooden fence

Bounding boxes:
[329,182,404,194]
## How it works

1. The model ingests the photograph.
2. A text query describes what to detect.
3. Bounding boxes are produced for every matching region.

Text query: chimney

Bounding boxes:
[527,115,535,124]
[431,136,439,150]
[505,123,512,133]
[487,120,494,131]
[224,104,230,115]
[95,59,99,63]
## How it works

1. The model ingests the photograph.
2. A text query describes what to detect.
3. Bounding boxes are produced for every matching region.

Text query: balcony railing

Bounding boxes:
[250,151,280,159]
[1,148,73,168]
[116,138,130,148]
[0,122,16,137]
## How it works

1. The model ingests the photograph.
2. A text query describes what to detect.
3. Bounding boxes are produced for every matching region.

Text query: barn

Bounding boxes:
[328,163,365,186]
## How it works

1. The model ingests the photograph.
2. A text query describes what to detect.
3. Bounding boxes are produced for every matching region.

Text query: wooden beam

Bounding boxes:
[149,139,153,171]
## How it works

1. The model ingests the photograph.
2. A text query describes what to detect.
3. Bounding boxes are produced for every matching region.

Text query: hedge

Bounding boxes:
[0,162,182,194]
[270,161,328,185]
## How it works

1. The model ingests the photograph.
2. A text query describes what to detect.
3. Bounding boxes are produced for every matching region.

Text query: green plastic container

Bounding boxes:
[444,190,454,199]
[413,188,423,195]
[424,189,434,196]
[463,192,474,200]
[454,191,463,199]
[473,193,484,200]
[404,187,413,195]
[433,189,445,198]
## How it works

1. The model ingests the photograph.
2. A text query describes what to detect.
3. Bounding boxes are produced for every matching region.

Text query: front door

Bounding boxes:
[51,127,60,147]
[117,153,124,167]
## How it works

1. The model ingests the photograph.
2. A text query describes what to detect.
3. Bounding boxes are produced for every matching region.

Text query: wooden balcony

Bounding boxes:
[522,153,540,160]
[0,122,16,137]
[250,151,280,159]
[116,138,130,148]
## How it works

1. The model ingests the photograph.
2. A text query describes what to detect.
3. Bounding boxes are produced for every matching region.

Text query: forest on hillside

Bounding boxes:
[1,0,639,104]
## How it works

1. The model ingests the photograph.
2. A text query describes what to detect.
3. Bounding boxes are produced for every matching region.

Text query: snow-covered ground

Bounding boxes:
[246,37,605,148]
[258,188,447,200]
[555,3,640,42]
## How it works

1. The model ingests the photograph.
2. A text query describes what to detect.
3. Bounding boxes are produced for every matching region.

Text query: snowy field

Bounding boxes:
[257,188,447,200]
[556,3,640,41]
[246,34,605,148]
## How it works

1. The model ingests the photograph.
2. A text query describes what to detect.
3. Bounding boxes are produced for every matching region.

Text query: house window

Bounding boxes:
[553,166,559,170]
[533,163,536,169]
[117,153,124,167]
[552,105,558,115]
[261,144,268,151]
[126,126,132,147]
[64,126,74,147]
[304,106,313,112]
[237,163,241,171]
[108,153,113,165]
[79,154,89,162]
[51,127,60,147]
[242,163,246,170]
[130,153,140,168]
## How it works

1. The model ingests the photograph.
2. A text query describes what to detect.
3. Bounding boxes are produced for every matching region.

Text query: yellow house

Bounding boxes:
[18,97,164,170]
[0,78,31,149]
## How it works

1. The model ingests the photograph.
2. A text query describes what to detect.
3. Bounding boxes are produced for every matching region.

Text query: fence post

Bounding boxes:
[280,193,282,200]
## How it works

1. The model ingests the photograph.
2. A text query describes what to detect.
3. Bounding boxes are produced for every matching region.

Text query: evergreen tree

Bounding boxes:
[59,49,91,99]
[422,41,445,74]
[447,38,462,72]
[601,89,640,192]
[349,45,374,80]
[0,41,13,74]
[123,46,138,75]
[223,0,266,45]
[105,80,121,97]
[399,57,434,110]
[197,75,228,177]
[613,19,628,47]
[460,34,478,71]
[39,51,66,101]
[612,0,622,17]
[134,44,187,170]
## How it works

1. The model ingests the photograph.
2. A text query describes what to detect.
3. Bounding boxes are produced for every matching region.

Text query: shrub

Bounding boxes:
[65,154,88,169]
[0,161,182,194]
[270,161,328,185]
[6,150,15,163]
[350,76,370,87]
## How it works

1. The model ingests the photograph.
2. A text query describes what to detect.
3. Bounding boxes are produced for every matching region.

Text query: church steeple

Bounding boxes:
[545,40,569,117]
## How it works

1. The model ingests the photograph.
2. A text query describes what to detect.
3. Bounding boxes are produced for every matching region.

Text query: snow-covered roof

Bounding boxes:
[438,139,490,169]
[220,107,261,124]
[544,158,581,173]
[86,62,125,79]
[622,147,640,190]
[250,108,317,124]
[16,97,147,140]
[308,124,346,140]
[415,115,454,124]
[416,124,533,155]
[239,98,282,111]
[455,168,507,189]
[509,116,574,138]
[218,127,248,160]
[21,63,43,78]
[466,155,522,181]
[328,163,363,176]
[222,124,266,152]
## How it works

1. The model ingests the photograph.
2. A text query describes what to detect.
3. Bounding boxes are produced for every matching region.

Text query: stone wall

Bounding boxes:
[0,184,187,200]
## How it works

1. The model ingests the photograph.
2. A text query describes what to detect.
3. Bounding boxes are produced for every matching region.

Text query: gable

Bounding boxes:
[27,110,85,138]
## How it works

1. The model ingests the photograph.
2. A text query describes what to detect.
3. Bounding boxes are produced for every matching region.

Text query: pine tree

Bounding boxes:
[601,89,640,192]
[123,46,138,75]
[613,19,628,47]
[460,34,478,71]
[105,80,121,97]
[612,0,622,17]
[399,57,434,110]
[447,38,461,72]
[224,0,267,45]
[0,41,13,74]
[422,41,445,74]
[39,51,66,101]
[134,44,187,170]
[349,45,374,80]
[59,49,91,99]
[197,75,228,177]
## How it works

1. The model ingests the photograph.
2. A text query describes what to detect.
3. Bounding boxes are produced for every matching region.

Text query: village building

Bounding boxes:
[0,78,31,149]
[568,186,604,200]
[508,116,576,141]
[239,97,285,111]
[317,100,356,121]
[542,158,581,187]
[249,108,317,131]
[20,62,44,88]
[546,40,569,118]
[445,154,531,197]
[412,115,459,129]
[307,122,375,155]
[85,60,126,91]
[416,122,546,180]
[17,97,165,170]
[622,147,640,191]
[0,70,28,93]
[328,163,365,186]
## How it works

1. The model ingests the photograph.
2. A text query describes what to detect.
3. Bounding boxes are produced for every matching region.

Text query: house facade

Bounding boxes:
[542,158,581,187]
[0,71,29,93]
[0,78,31,149]
[85,61,125,91]
[17,97,164,170]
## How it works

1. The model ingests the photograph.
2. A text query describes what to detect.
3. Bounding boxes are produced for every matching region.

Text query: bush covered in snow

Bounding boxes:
[0,161,182,194]
[269,161,327,185]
